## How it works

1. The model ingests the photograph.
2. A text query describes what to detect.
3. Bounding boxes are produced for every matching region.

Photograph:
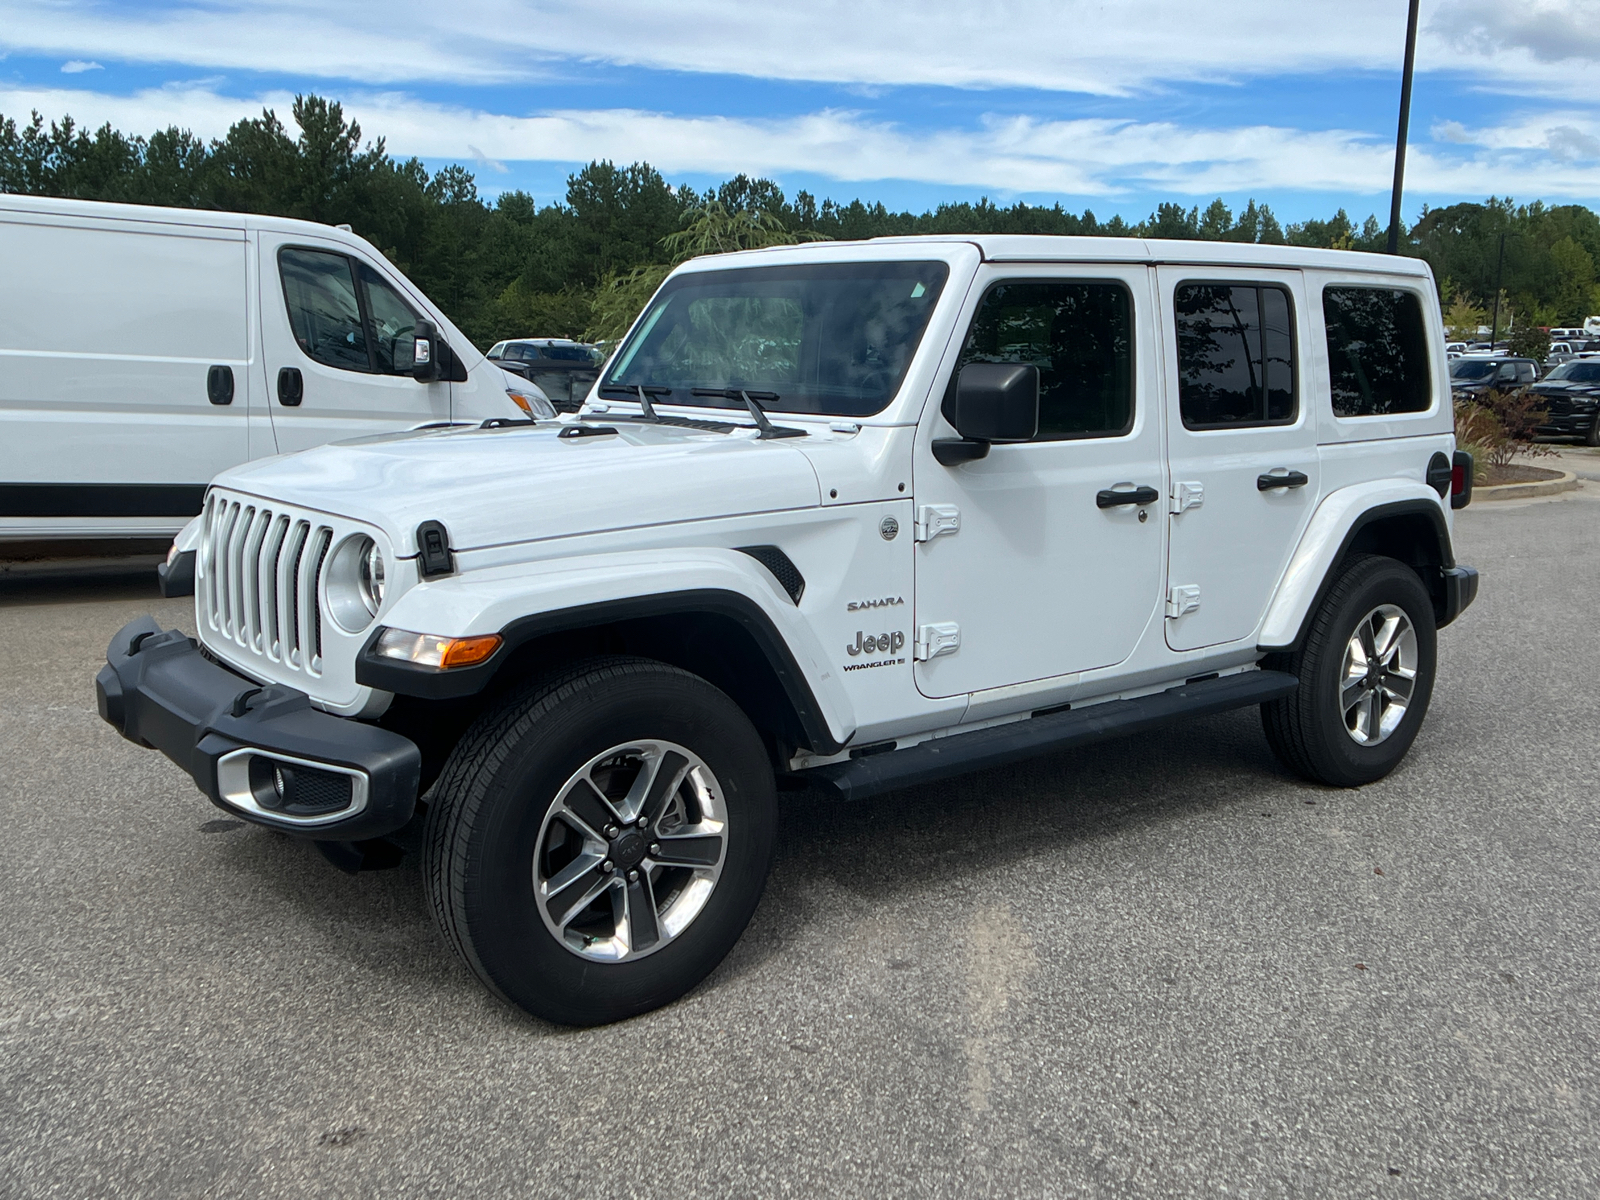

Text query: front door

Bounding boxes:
[257,234,449,454]
[1158,267,1320,651]
[913,264,1166,699]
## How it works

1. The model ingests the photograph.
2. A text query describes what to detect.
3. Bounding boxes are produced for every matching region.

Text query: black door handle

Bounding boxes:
[206,365,234,406]
[1257,470,1309,491]
[277,367,303,407]
[1096,485,1160,508]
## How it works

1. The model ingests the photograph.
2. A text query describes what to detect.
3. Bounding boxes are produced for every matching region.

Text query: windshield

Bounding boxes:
[602,261,950,417]
[1544,361,1600,383]
[1450,360,1498,380]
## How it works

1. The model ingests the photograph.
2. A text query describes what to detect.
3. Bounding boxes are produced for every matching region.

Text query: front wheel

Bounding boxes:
[1262,554,1438,787]
[423,658,777,1025]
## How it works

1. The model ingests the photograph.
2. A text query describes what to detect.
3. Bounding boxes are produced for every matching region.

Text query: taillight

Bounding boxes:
[1451,450,1474,509]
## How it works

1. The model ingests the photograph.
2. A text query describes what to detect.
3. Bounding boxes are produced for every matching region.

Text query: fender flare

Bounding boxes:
[1257,485,1454,653]
[355,549,855,754]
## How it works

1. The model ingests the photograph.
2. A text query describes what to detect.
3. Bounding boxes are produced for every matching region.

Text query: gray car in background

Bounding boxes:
[486,338,605,412]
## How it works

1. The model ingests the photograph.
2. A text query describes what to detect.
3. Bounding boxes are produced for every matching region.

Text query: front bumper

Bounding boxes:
[96,616,421,839]
[1535,412,1598,437]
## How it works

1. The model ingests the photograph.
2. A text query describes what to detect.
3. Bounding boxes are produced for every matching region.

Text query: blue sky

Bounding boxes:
[2,0,1598,225]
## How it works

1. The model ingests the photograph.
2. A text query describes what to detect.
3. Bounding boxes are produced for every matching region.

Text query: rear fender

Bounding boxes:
[1258,482,1453,652]
[361,547,855,752]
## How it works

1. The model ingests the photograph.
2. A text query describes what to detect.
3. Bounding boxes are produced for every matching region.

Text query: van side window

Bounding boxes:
[951,280,1134,440]
[279,248,370,372]
[1323,286,1432,417]
[357,264,419,375]
[1174,283,1296,429]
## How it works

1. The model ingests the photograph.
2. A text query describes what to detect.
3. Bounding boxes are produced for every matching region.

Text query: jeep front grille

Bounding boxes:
[199,493,333,676]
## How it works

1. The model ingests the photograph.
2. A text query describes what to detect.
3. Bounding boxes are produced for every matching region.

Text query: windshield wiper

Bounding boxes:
[597,383,671,421]
[690,389,806,439]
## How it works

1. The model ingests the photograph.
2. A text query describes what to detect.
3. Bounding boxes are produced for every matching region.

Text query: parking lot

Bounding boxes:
[3,488,1598,1198]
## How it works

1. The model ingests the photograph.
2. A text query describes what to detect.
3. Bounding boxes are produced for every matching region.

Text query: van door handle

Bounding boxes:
[1096,485,1160,508]
[277,367,303,407]
[1257,470,1309,491]
[206,365,234,406]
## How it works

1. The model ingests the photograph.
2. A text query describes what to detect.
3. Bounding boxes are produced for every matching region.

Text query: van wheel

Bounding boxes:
[1262,554,1437,788]
[423,657,776,1026]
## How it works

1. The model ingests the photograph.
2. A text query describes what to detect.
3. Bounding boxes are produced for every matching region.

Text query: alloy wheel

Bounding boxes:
[533,740,728,962]
[1339,604,1419,746]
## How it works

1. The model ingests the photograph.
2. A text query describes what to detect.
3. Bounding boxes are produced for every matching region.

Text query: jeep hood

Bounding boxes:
[213,420,822,554]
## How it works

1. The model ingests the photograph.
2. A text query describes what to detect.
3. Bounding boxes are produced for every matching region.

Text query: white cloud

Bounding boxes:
[59,59,101,73]
[4,82,1598,204]
[0,0,1582,95]
[1432,0,1600,63]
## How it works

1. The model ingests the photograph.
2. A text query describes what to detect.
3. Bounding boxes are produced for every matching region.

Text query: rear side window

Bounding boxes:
[1174,283,1296,429]
[951,280,1134,440]
[278,248,420,375]
[1323,286,1432,417]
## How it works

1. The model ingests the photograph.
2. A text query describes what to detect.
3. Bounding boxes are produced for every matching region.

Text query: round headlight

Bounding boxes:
[325,534,386,633]
[359,538,385,614]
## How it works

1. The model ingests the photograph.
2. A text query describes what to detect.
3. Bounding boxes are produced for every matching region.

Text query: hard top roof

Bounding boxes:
[684,233,1434,279]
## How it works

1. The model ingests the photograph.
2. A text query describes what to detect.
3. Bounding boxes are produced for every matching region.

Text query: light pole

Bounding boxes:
[1387,0,1421,255]
[1489,231,1506,348]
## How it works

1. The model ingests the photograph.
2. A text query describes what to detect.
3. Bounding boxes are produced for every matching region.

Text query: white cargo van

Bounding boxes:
[0,194,548,543]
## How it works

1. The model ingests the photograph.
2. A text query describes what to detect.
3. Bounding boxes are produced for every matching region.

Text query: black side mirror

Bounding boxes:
[934,363,1039,465]
[412,320,439,382]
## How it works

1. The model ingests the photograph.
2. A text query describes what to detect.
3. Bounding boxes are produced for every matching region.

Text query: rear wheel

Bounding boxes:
[423,657,776,1025]
[1262,554,1438,787]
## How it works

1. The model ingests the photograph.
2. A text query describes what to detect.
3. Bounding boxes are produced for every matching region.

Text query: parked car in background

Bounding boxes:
[1450,356,1540,400]
[0,194,551,549]
[486,338,605,412]
[1532,359,1600,446]
[1445,341,1468,358]
[1547,342,1580,367]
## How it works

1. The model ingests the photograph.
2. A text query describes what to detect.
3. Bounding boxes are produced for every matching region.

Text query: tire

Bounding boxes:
[1262,554,1438,788]
[1585,413,1600,447]
[423,656,777,1026]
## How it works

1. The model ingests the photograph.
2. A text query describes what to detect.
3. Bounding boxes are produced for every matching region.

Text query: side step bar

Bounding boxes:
[800,669,1299,802]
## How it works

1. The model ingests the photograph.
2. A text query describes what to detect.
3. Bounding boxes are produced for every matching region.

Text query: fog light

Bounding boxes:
[373,627,502,669]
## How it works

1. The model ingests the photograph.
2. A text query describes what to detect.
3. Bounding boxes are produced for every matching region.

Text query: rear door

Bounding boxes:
[0,210,248,525]
[1158,267,1320,651]
[257,234,449,454]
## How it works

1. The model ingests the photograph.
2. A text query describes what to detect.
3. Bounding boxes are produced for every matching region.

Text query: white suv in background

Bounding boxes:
[99,236,1477,1026]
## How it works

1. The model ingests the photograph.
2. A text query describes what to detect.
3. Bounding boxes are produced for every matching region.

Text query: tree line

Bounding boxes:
[3,94,1597,347]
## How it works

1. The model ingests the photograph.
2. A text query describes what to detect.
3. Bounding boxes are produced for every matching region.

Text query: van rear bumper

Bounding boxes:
[95,616,420,839]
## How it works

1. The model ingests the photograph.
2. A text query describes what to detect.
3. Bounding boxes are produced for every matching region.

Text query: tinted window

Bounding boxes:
[1174,283,1296,428]
[279,248,368,371]
[1322,287,1432,417]
[950,281,1133,440]
[1450,360,1497,380]
[358,264,418,375]
[605,262,949,417]
[1546,362,1600,383]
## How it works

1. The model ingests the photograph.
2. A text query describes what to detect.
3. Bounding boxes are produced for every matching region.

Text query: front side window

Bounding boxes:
[604,262,949,417]
[1174,283,1297,429]
[1323,286,1432,417]
[949,280,1134,440]
[279,248,420,375]
[279,248,368,371]
[358,263,418,375]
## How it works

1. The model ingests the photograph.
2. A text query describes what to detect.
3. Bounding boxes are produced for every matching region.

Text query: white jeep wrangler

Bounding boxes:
[98,236,1477,1025]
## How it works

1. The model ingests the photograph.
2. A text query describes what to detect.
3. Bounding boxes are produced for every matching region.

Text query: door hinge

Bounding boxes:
[1171,480,1204,514]
[914,504,961,543]
[914,622,961,661]
[1166,585,1201,618]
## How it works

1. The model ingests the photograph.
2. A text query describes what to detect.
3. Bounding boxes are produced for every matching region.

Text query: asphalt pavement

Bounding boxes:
[3,489,1598,1198]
